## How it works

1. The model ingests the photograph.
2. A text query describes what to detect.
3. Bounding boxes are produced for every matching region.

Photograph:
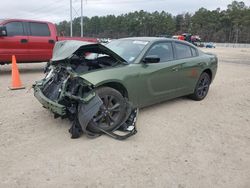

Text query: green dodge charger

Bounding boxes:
[33,37,218,138]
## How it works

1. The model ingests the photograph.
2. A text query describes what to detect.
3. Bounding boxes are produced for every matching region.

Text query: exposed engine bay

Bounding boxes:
[53,53,118,74]
[33,41,137,140]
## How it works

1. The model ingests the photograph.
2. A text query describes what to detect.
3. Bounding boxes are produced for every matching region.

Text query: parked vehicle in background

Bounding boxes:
[172,35,185,41]
[0,19,98,65]
[205,42,216,48]
[99,38,112,44]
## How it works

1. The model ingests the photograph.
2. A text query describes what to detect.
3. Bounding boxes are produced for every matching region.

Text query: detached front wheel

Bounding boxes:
[190,72,211,101]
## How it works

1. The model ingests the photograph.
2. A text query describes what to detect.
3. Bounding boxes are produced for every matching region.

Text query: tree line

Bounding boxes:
[56,1,250,43]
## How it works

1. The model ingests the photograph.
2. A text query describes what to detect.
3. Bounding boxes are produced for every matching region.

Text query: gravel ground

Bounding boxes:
[0,47,250,188]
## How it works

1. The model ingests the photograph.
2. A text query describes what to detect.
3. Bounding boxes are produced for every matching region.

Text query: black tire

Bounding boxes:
[190,72,211,101]
[87,87,127,133]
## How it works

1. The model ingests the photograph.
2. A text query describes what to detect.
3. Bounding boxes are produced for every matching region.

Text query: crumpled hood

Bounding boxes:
[52,40,91,61]
[51,40,127,64]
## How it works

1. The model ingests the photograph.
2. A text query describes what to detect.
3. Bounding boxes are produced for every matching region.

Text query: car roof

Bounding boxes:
[118,37,191,44]
[117,37,197,48]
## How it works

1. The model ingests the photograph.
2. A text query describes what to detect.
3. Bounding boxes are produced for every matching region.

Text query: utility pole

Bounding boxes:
[70,0,73,37]
[81,0,83,37]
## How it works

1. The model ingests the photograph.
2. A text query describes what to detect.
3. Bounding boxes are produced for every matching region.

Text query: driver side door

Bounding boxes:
[138,42,186,107]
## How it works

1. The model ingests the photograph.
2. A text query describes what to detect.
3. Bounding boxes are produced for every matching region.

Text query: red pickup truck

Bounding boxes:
[0,19,98,65]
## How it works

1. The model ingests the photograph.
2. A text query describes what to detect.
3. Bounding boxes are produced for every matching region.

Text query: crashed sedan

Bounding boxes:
[33,37,218,139]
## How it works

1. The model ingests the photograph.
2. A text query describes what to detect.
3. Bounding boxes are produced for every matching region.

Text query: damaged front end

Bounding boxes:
[33,40,137,140]
[34,65,95,116]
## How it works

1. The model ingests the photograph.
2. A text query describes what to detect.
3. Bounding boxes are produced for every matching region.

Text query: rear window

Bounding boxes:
[5,22,24,36]
[175,43,192,59]
[29,22,50,36]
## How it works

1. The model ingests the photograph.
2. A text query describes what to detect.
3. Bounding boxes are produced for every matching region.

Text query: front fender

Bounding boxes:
[78,65,141,106]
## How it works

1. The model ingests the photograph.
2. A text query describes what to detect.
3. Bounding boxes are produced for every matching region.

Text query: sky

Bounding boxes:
[0,0,250,23]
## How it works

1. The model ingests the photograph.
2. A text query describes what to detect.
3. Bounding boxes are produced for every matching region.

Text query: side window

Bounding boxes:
[175,43,192,59]
[191,47,198,57]
[29,22,50,36]
[146,42,174,62]
[5,22,24,36]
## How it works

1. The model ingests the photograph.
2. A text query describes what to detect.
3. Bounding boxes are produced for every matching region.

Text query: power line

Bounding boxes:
[82,0,167,4]
[9,0,170,23]
[26,0,64,13]
[13,2,68,19]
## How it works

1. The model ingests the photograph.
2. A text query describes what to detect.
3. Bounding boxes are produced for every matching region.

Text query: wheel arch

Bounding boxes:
[98,82,129,99]
[202,68,212,80]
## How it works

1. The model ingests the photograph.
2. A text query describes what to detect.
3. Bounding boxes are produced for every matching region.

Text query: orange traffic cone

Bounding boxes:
[9,55,25,90]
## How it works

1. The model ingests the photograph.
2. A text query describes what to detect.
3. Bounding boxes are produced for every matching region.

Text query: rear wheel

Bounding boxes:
[87,87,127,133]
[190,72,211,101]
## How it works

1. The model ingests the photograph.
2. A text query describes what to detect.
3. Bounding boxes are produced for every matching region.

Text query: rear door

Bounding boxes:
[26,22,55,62]
[0,21,29,63]
[173,42,201,93]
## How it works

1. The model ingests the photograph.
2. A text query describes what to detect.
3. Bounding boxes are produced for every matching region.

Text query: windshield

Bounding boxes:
[106,39,149,63]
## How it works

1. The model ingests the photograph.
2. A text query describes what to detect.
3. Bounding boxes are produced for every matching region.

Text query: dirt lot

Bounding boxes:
[0,47,250,188]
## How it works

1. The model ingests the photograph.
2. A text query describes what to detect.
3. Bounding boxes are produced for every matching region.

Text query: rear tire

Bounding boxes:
[190,72,211,101]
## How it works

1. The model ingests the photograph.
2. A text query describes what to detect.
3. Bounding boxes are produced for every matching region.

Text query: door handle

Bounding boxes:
[48,39,55,44]
[20,39,28,43]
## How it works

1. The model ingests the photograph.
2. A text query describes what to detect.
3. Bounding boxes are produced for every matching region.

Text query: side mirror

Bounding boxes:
[0,26,7,37]
[143,55,160,64]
